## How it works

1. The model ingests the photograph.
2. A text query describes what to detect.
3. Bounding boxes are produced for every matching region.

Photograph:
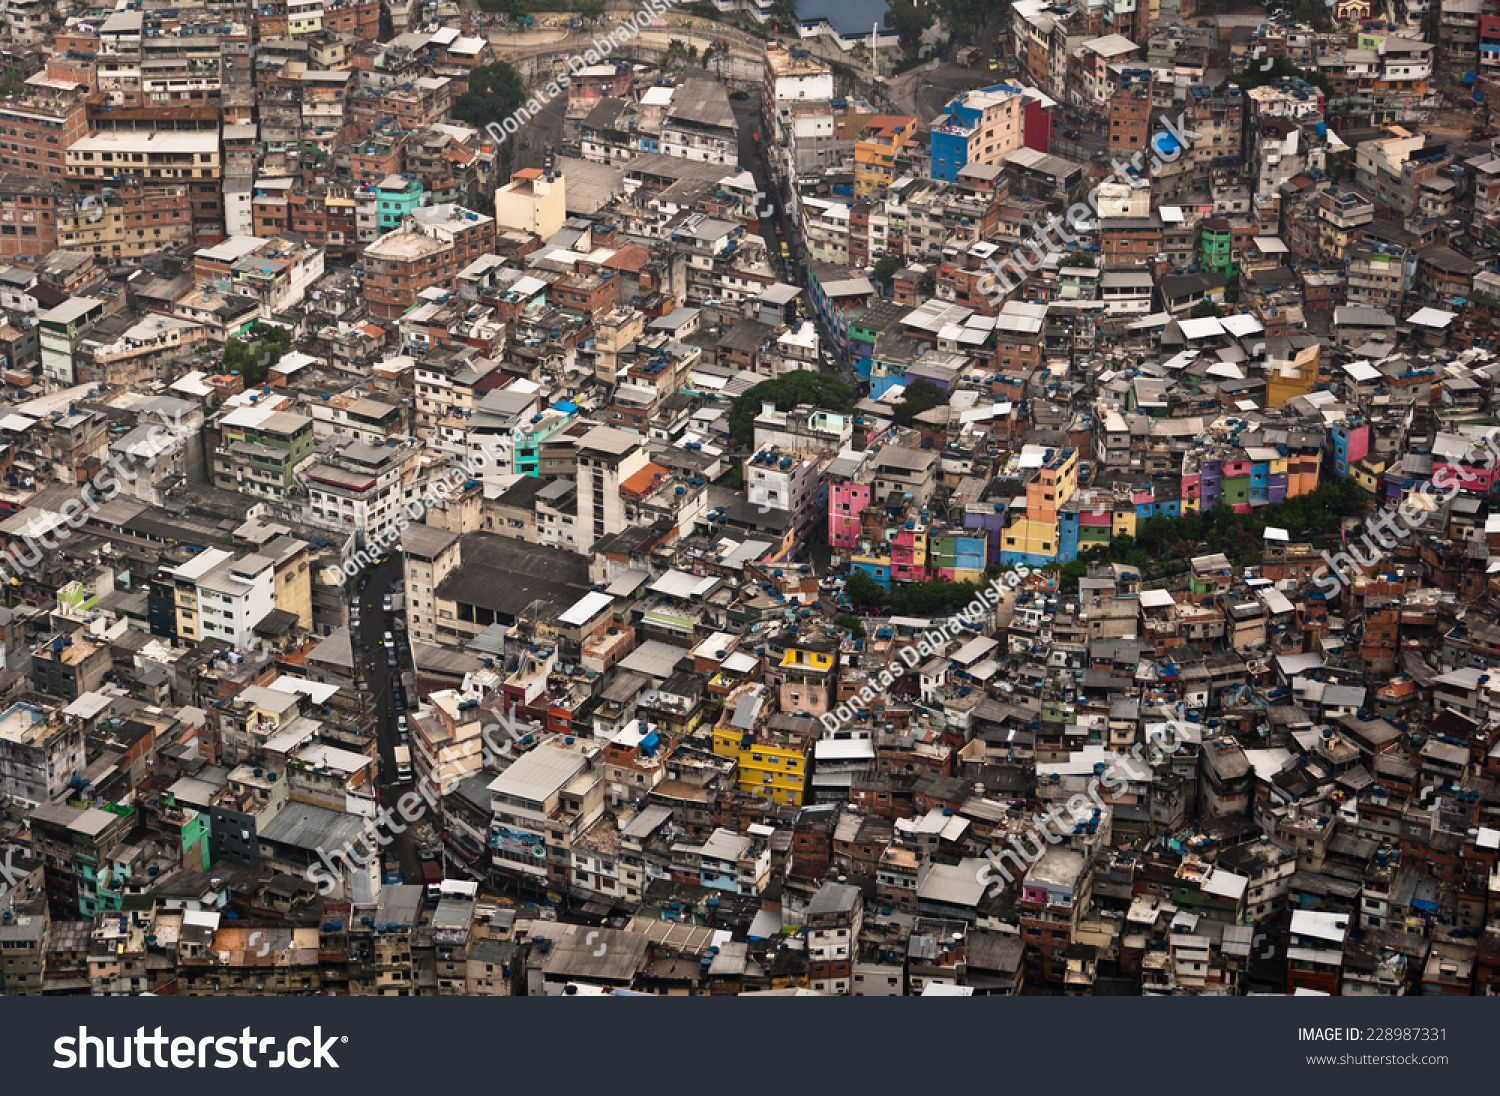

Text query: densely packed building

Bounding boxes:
[3,0,1500,1001]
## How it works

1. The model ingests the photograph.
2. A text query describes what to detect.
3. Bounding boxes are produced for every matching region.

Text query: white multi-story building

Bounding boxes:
[0,702,84,809]
[170,548,279,648]
[487,740,604,883]
[660,79,739,166]
[746,442,818,519]
[574,425,648,554]
[305,439,422,548]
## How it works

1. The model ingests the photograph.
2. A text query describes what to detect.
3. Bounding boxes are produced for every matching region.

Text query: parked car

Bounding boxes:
[383,631,394,645]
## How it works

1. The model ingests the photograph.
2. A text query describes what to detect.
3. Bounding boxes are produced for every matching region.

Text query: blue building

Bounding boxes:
[792,0,897,50]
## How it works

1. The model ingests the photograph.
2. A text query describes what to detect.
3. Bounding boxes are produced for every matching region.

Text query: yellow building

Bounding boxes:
[494,168,565,242]
[711,685,812,806]
[774,636,837,719]
[271,540,312,630]
[1001,517,1059,560]
[1352,457,1387,494]
[1024,446,1079,525]
[853,115,917,201]
[1001,444,1080,563]
[1266,344,1321,408]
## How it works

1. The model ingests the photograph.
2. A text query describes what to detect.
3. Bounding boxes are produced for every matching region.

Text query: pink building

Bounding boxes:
[829,482,871,548]
[891,527,927,583]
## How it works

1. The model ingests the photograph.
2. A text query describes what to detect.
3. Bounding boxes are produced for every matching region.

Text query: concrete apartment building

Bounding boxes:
[487,739,604,887]
[64,130,224,244]
[0,701,84,808]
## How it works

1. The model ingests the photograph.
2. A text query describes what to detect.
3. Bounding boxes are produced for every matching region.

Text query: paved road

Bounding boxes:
[349,553,423,885]
[889,61,1002,125]
[732,91,863,392]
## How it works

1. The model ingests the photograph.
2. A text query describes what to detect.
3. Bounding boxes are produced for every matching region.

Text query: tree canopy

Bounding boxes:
[1062,478,1369,581]
[892,379,948,427]
[846,564,1011,616]
[872,256,900,287]
[884,0,934,61]
[729,372,856,442]
[1219,54,1330,95]
[925,0,989,40]
[223,324,293,387]
[451,62,529,133]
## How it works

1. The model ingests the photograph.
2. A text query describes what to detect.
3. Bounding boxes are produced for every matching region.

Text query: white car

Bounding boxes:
[384,631,394,646]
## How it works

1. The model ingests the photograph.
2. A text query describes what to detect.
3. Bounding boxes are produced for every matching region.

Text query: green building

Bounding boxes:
[214,408,316,500]
[1199,218,1237,279]
[375,174,426,234]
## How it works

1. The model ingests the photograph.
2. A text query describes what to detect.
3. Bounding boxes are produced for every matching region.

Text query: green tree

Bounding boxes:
[729,372,856,442]
[873,256,900,287]
[884,0,934,60]
[224,323,292,387]
[892,379,948,427]
[846,569,886,608]
[1060,252,1096,268]
[1135,514,1178,557]
[834,612,867,639]
[451,62,528,133]
[928,0,989,40]
[1190,301,1223,318]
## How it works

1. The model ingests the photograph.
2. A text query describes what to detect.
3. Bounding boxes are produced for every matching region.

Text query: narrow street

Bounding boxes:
[348,553,423,886]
